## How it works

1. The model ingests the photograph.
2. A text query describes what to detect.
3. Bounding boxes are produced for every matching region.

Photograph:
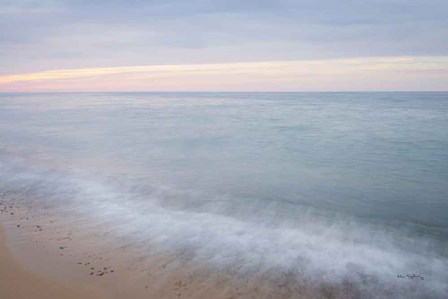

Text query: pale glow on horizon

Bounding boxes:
[1,56,448,92]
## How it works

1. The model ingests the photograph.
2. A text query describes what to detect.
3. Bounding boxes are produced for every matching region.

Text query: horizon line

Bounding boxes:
[2,90,447,94]
[1,57,447,92]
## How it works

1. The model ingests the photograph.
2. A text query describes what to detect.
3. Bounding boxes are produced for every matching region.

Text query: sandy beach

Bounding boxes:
[0,204,303,299]
[0,225,103,299]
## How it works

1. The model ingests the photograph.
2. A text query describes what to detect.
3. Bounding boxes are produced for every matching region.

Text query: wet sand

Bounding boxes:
[0,225,104,299]
[0,200,308,299]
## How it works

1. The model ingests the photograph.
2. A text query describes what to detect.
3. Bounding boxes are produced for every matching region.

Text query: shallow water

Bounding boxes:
[1,92,447,297]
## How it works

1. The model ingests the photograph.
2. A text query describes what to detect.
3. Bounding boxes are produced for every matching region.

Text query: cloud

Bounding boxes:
[1,57,447,91]
[0,0,447,92]
[1,1,447,74]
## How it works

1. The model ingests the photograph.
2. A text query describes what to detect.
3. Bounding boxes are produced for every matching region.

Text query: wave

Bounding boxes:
[1,153,447,298]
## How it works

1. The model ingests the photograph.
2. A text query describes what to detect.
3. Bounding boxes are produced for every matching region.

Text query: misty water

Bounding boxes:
[1,92,447,297]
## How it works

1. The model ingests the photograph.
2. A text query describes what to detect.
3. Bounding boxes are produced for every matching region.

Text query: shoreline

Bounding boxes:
[1,194,443,299]
[0,205,298,299]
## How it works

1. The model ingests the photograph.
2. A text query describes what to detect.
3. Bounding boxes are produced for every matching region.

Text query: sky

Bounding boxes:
[1,0,447,91]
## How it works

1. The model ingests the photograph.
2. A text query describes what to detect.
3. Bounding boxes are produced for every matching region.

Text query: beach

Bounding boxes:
[0,224,103,299]
[1,203,303,299]
[0,212,309,299]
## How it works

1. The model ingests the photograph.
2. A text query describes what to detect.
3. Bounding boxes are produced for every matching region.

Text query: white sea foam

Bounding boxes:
[1,156,447,298]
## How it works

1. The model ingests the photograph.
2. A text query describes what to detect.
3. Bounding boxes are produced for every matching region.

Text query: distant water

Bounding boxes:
[1,92,447,297]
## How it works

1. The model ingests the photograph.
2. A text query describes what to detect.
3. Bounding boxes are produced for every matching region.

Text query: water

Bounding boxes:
[1,92,448,297]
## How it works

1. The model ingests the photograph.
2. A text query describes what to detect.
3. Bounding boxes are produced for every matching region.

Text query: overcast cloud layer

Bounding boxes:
[1,0,447,90]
